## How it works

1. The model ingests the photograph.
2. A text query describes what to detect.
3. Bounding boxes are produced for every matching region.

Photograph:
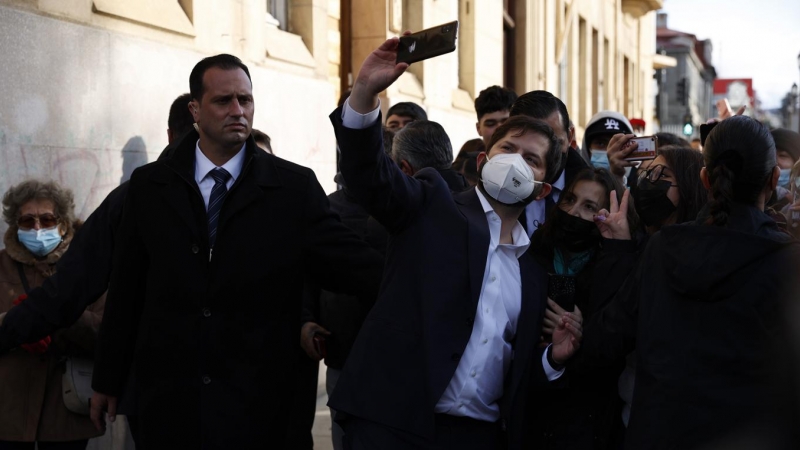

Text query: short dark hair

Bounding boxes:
[168,93,195,137]
[391,120,453,171]
[189,54,252,102]
[251,128,272,154]
[658,145,708,224]
[475,86,518,121]
[509,90,571,138]
[386,102,427,121]
[487,115,563,184]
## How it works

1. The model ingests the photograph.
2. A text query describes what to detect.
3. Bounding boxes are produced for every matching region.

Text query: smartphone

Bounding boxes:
[700,122,718,147]
[548,275,576,312]
[313,334,327,359]
[623,135,658,161]
[396,21,459,65]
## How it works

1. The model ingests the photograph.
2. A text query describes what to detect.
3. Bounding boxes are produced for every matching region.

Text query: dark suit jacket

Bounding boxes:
[328,107,551,449]
[92,130,383,449]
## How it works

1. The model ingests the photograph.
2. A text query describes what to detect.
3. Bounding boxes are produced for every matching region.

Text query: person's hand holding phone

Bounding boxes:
[606,134,638,178]
[300,321,331,361]
[349,34,412,115]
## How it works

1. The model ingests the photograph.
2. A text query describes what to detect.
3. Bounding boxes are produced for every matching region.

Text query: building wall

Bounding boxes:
[0,0,338,243]
[0,0,660,241]
[510,0,658,140]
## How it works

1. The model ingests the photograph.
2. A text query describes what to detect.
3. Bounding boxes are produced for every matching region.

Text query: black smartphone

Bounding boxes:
[700,122,718,147]
[548,275,576,312]
[313,334,327,359]
[396,21,459,65]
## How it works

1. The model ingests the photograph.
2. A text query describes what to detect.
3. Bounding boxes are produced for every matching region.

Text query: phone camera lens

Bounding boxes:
[443,26,451,33]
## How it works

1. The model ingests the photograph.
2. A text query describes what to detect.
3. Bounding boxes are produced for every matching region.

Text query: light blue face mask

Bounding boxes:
[590,150,610,170]
[17,227,63,257]
[778,168,791,188]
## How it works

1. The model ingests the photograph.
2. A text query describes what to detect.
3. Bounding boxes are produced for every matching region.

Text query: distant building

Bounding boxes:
[713,79,756,117]
[655,12,716,137]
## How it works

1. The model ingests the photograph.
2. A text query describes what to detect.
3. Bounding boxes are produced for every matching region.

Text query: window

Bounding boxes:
[267,0,288,31]
[503,0,517,90]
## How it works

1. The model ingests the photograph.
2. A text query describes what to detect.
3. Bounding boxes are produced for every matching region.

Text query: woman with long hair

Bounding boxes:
[591,116,799,449]
[527,167,639,449]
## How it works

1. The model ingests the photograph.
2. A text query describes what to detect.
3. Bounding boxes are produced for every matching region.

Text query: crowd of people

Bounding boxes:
[0,35,798,450]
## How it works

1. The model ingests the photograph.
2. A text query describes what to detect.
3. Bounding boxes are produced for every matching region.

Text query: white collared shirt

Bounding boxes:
[341,101,564,422]
[524,168,566,235]
[434,189,562,422]
[194,140,246,210]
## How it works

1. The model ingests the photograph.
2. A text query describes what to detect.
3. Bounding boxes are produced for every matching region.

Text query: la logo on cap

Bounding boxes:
[604,119,620,130]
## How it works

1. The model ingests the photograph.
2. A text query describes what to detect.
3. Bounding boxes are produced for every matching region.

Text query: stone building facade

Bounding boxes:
[0,0,661,235]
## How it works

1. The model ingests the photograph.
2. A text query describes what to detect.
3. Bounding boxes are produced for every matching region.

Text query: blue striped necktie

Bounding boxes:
[207,167,232,249]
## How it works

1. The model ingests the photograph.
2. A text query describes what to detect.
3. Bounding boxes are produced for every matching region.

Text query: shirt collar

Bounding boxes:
[194,140,246,185]
[474,189,531,254]
[553,168,566,193]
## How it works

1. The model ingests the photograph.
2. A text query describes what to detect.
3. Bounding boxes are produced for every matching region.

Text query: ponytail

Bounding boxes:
[705,163,736,226]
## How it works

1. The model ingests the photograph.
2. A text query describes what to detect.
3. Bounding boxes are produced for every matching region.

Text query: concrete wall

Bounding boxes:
[0,5,337,243]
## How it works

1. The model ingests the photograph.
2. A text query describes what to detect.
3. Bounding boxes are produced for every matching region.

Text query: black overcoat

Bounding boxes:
[92,130,383,449]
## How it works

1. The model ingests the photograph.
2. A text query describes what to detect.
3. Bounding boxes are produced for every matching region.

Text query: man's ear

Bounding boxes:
[568,125,576,146]
[399,160,415,176]
[189,100,199,122]
[535,183,553,201]
[700,167,711,191]
[476,151,488,169]
[475,121,481,136]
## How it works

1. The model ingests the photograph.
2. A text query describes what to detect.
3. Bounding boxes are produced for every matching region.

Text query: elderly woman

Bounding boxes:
[0,180,103,450]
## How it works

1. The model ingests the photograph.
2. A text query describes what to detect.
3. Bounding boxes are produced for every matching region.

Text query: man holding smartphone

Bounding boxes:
[328,36,583,450]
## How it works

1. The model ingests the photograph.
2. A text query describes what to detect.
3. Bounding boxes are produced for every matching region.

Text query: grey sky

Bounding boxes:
[660,0,800,109]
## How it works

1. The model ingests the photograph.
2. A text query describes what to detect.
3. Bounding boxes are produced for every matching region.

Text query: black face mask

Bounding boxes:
[550,207,602,252]
[633,178,677,227]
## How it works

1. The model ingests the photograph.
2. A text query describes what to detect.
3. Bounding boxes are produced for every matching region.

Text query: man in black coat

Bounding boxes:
[89,54,383,449]
[302,120,470,450]
[328,38,583,450]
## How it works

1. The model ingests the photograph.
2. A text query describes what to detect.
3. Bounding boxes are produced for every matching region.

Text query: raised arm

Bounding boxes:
[329,36,430,233]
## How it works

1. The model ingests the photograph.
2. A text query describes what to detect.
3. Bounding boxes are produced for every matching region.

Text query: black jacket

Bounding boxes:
[587,204,800,449]
[526,233,637,450]
[92,130,383,449]
[328,107,551,449]
[304,170,469,370]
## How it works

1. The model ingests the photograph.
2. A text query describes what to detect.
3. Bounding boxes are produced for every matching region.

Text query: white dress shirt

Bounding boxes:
[341,100,564,422]
[524,168,566,235]
[194,140,246,210]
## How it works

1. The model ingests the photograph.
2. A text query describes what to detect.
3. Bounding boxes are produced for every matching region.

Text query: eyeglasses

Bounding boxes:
[638,164,677,186]
[17,214,59,229]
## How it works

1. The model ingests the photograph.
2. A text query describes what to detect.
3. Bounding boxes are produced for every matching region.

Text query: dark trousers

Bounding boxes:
[0,441,87,450]
[343,414,503,450]
[283,348,320,449]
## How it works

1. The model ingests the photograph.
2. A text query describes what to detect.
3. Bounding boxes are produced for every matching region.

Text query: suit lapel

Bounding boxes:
[509,251,548,398]
[454,188,490,310]
[158,131,206,241]
[217,140,282,234]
